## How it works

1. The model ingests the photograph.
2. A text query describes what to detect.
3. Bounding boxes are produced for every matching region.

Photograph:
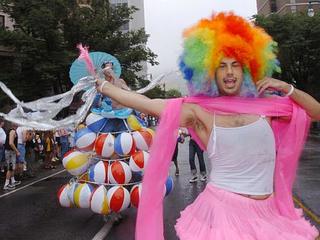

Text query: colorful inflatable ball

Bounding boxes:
[95,133,115,158]
[114,132,135,156]
[164,176,174,197]
[86,113,108,133]
[73,183,94,208]
[75,127,96,151]
[108,161,132,184]
[129,151,149,173]
[90,185,109,215]
[88,160,109,184]
[127,115,142,131]
[107,186,130,213]
[130,184,142,208]
[132,129,153,151]
[57,184,73,208]
[63,150,90,176]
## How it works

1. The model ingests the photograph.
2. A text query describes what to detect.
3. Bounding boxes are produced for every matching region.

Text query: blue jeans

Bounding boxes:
[60,141,69,158]
[189,139,206,175]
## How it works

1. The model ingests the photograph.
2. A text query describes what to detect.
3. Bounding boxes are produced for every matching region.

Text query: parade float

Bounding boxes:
[57,45,174,216]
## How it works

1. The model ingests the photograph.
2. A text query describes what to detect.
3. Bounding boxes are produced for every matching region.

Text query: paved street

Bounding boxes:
[0,135,319,240]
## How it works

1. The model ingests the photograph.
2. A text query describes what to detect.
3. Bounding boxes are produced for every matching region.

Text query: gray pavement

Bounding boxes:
[0,135,318,240]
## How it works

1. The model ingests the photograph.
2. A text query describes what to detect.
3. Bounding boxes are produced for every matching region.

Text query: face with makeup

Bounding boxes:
[215,57,244,96]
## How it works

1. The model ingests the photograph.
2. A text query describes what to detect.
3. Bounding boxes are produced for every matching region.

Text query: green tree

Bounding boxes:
[165,88,182,98]
[0,0,157,104]
[254,13,320,99]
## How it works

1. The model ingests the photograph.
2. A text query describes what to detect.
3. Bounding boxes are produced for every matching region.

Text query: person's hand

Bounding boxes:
[102,67,116,83]
[96,78,111,94]
[16,151,20,157]
[256,77,292,95]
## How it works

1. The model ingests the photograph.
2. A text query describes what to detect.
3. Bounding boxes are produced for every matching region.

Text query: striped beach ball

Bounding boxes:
[57,184,73,208]
[145,128,155,137]
[88,160,109,184]
[114,132,135,156]
[73,183,94,208]
[63,150,90,176]
[95,133,115,158]
[67,182,78,204]
[132,129,153,151]
[75,127,96,151]
[164,176,174,197]
[129,151,149,173]
[130,184,142,208]
[107,186,130,213]
[90,185,109,215]
[127,115,142,131]
[109,161,132,184]
[86,113,108,133]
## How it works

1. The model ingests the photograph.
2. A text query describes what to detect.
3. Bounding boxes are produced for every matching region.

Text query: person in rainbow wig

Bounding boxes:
[96,12,319,240]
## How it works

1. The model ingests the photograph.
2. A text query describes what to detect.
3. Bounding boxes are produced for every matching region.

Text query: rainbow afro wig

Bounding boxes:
[179,12,281,97]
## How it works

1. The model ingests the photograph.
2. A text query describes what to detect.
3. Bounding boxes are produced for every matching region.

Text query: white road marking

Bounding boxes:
[0,169,66,199]
[92,222,114,240]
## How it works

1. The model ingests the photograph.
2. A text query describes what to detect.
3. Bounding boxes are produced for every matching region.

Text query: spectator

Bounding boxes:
[44,131,55,169]
[171,129,185,176]
[33,132,44,162]
[57,128,70,158]
[25,130,35,178]
[0,118,6,173]
[188,138,207,183]
[3,123,21,190]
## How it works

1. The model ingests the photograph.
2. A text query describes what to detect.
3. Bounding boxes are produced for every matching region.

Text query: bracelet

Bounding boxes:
[99,81,108,93]
[285,84,294,97]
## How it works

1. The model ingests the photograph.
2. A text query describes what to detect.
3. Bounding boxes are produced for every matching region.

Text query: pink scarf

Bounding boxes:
[136,96,310,240]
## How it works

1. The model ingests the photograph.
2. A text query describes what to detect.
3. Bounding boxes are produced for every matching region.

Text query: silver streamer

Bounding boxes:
[0,71,173,130]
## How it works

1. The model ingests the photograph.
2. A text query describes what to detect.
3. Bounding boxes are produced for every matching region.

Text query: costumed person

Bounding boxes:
[95,12,319,240]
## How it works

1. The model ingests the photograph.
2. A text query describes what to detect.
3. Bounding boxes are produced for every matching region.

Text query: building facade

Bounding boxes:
[109,0,148,77]
[257,0,320,15]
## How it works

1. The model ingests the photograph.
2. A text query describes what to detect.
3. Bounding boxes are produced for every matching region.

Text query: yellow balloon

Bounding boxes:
[127,115,142,131]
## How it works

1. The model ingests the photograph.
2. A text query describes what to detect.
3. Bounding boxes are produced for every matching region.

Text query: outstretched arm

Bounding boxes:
[256,77,320,120]
[96,77,198,128]
[97,79,165,117]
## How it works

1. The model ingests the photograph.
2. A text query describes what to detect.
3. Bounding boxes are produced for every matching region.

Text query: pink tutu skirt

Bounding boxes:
[175,184,319,240]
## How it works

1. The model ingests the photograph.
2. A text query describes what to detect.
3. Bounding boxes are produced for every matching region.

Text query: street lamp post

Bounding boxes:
[308,0,320,17]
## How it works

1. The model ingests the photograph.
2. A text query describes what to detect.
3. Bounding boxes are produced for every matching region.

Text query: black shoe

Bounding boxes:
[189,175,198,183]
[175,170,180,176]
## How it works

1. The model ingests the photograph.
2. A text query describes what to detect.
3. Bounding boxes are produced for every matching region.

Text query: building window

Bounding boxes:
[0,15,5,29]
[270,0,277,12]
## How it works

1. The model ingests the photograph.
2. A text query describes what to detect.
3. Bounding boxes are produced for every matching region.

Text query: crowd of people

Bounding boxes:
[0,118,73,191]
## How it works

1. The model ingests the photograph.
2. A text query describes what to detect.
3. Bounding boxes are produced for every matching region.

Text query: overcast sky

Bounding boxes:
[143,0,258,92]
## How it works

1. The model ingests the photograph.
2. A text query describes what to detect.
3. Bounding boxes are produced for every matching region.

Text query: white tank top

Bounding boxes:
[207,115,276,195]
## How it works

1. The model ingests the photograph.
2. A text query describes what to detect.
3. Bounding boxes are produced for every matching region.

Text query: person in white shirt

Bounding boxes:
[0,118,6,173]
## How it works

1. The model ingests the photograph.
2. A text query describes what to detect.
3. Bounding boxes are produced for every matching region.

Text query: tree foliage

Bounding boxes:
[0,0,157,103]
[254,13,320,99]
